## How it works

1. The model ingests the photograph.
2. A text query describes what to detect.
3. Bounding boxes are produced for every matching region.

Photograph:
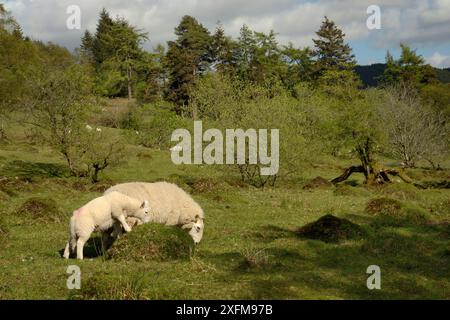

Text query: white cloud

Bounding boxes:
[426,52,450,68]
[3,0,450,55]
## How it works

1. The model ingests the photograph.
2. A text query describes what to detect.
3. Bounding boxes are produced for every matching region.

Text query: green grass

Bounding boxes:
[0,120,449,300]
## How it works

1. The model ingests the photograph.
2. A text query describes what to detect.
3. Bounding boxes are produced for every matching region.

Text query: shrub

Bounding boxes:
[107,223,193,262]
[239,245,270,268]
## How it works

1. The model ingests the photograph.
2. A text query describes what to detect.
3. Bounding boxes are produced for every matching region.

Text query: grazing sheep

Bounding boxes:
[63,191,151,260]
[104,182,204,244]
[85,125,93,131]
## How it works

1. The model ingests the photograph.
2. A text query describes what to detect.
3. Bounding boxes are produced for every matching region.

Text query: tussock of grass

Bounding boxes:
[107,223,193,262]
[366,197,402,216]
[15,197,64,223]
[296,214,365,243]
[302,176,333,190]
[377,183,421,201]
[333,184,371,197]
[239,245,271,269]
[366,197,431,227]
[70,273,147,300]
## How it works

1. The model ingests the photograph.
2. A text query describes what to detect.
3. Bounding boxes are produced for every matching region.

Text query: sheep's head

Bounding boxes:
[182,215,204,244]
[133,200,151,223]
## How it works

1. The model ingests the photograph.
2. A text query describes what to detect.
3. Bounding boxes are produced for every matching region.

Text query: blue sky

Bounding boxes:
[4,0,450,67]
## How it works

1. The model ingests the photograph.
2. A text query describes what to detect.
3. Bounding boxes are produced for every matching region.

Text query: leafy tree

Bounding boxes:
[281,43,314,90]
[164,15,212,111]
[135,44,167,103]
[381,44,437,87]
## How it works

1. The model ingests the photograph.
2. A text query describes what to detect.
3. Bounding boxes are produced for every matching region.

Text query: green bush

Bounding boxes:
[107,223,194,262]
[124,105,189,149]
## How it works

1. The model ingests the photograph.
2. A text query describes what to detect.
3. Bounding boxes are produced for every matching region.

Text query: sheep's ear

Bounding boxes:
[140,201,146,209]
[144,200,149,207]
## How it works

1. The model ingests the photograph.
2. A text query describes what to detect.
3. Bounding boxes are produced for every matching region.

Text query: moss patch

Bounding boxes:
[296,214,365,243]
[107,223,194,262]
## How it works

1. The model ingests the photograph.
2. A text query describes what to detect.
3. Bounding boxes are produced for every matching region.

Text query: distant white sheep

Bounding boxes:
[96,127,102,132]
[63,191,151,260]
[104,182,205,244]
[85,125,93,131]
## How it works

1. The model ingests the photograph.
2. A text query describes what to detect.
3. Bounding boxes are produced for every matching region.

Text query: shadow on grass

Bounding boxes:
[0,160,69,179]
[58,235,108,259]
[214,216,450,299]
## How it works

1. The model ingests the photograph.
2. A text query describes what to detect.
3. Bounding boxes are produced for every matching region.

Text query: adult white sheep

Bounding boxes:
[63,191,151,260]
[104,182,205,244]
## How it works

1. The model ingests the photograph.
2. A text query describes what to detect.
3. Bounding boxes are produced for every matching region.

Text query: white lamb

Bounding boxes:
[63,191,151,260]
[104,182,205,244]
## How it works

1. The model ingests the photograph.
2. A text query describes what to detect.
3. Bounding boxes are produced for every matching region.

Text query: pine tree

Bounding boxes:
[211,23,236,75]
[92,8,115,67]
[164,15,212,111]
[312,16,361,95]
[313,16,356,73]
[101,18,148,100]
[80,30,94,62]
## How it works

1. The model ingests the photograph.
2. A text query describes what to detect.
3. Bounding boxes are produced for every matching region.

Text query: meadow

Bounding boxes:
[0,105,449,300]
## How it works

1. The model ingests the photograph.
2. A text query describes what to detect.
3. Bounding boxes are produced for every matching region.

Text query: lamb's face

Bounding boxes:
[133,200,151,223]
[188,218,204,245]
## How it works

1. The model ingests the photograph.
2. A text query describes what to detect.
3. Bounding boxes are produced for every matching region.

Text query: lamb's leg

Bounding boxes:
[63,240,71,259]
[116,214,132,233]
[76,236,88,260]
[111,221,123,239]
[101,232,111,250]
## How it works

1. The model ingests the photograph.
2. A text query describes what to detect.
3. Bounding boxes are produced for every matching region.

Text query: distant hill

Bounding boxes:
[355,64,450,87]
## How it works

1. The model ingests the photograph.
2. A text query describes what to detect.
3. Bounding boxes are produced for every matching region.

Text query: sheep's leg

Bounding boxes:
[101,232,111,251]
[111,221,123,239]
[76,237,88,260]
[63,240,71,259]
[116,214,132,233]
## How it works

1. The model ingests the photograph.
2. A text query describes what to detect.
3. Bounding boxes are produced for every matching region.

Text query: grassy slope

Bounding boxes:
[0,119,449,300]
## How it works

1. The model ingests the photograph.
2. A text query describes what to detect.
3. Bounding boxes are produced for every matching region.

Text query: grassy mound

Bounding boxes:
[303,176,333,190]
[377,183,420,201]
[366,197,402,216]
[296,214,365,243]
[366,197,430,226]
[333,184,371,197]
[15,197,64,223]
[107,223,194,262]
[69,273,147,300]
